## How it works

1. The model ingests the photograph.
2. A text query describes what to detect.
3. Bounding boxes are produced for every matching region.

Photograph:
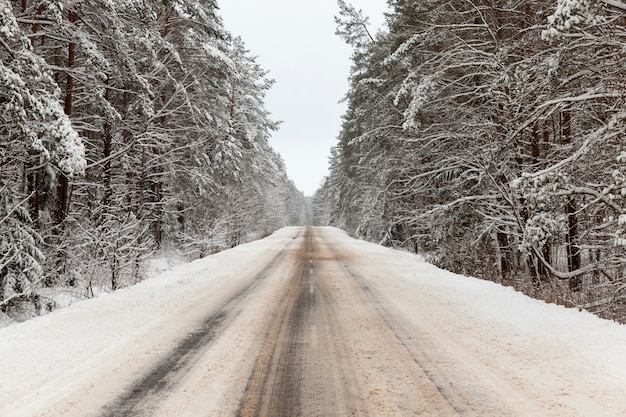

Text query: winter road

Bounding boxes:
[2,227,625,416]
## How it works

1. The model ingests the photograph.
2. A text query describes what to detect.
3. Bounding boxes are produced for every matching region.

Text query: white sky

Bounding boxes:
[217,1,389,196]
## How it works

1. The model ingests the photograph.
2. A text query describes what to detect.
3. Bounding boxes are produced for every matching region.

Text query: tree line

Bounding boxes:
[315,0,626,322]
[1,0,308,320]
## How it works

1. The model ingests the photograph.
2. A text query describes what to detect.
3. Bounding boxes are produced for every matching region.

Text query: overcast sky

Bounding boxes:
[217,1,388,196]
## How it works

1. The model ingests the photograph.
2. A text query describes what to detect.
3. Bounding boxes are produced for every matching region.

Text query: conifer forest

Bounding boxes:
[314,0,626,322]
[4,0,626,324]
[1,0,308,318]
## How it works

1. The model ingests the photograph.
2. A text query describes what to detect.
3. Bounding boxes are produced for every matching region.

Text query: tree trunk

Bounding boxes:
[56,173,69,225]
[561,111,582,291]
[497,231,511,281]
[592,249,600,284]
[561,110,571,145]
[537,241,551,284]
[57,10,78,226]
[27,154,40,226]
[566,196,582,291]
[139,147,146,221]
[177,202,185,233]
[531,123,540,162]
[111,249,119,291]
[30,3,46,45]
[102,85,113,214]
[102,123,112,210]
[154,179,162,249]
[63,12,77,118]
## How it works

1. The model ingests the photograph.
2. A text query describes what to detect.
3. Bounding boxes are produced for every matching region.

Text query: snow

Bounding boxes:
[55,119,86,176]
[0,228,298,417]
[1,226,625,416]
[542,0,600,40]
[141,248,189,280]
[345,227,626,373]
[332,227,626,415]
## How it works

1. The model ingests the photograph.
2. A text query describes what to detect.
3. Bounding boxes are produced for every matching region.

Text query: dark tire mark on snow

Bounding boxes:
[346,265,468,413]
[319,234,500,416]
[234,230,310,417]
[320,235,466,414]
[98,230,302,417]
[236,228,368,417]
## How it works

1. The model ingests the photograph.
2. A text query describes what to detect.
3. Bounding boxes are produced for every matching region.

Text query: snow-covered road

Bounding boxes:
[1,227,625,416]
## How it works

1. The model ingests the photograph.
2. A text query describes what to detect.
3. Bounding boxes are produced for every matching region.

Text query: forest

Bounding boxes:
[314,0,626,322]
[5,0,626,325]
[0,0,309,320]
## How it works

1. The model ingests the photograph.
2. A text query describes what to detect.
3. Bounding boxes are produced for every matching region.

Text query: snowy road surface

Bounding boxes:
[1,227,626,416]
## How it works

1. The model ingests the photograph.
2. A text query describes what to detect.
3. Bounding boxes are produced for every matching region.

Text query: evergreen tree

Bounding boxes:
[318,0,626,321]
[1,0,85,314]
[1,0,305,321]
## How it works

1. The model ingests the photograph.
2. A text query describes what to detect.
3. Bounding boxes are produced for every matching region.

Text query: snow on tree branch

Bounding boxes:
[542,0,603,40]
[394,73,439,132]
[335,0,375,49]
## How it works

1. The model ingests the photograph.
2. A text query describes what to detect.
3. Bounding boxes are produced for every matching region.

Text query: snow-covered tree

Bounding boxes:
[318,0,626,321]
[1,0,85,315]
[1,0,304,320]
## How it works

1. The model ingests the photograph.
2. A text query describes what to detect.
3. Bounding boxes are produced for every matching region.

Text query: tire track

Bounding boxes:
[236,227,368,417]
[316,231,466,416]
[318,231,542,416]
[342,262,471,415]
[98,230,302,417]
[235,231,309,417]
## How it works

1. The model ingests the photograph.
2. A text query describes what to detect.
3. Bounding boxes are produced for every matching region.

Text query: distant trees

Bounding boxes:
[1,0,306,319]
[317,0,626,321]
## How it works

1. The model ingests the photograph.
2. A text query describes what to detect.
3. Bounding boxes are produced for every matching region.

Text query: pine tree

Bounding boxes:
[1,0,84,315]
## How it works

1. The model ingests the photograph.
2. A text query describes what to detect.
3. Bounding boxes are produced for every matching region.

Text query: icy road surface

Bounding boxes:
[1,227,626,416]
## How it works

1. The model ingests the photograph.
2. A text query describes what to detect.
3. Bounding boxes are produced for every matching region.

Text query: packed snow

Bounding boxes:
[0,227,625,416]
